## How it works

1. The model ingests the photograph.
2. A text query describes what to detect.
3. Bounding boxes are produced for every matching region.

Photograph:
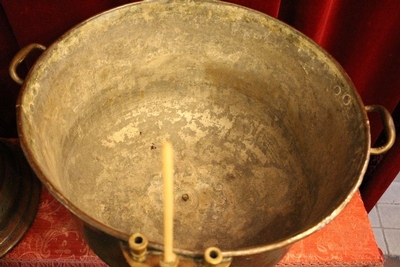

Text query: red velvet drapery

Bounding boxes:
[0,0,399,210]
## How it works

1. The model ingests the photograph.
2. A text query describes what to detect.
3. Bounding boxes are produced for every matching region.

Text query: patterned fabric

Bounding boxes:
[278,191,383,267]
[1,188,383,267]
[1,188,106,267]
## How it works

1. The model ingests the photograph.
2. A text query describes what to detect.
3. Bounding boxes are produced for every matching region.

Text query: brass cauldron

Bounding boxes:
[10,0,395,266]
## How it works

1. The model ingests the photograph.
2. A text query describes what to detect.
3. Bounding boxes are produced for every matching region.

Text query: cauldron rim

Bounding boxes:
[15,0,372,259]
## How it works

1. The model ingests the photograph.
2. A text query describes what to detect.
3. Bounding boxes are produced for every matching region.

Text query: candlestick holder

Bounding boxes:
[159,254,179,267]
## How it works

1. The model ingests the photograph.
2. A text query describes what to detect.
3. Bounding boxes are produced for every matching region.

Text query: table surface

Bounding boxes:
[1,187,383,267]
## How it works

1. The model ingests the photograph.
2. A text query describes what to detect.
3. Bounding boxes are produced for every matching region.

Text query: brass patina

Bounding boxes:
[11,0,394,266]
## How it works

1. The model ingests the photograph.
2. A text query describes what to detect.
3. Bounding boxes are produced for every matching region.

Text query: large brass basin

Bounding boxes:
[12,0,394,266]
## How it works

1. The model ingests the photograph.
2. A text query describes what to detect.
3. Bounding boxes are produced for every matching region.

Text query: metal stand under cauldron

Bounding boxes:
[0,139,41,257]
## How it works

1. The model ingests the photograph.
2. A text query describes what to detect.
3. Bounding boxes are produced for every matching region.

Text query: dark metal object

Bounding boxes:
[0,139,41,257]
[10,0,395,266]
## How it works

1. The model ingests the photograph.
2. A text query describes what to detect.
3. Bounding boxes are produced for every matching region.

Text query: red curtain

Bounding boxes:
[0,0,399,210]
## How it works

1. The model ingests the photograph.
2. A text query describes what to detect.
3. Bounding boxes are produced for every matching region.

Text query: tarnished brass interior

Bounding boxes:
[18,0,369,260]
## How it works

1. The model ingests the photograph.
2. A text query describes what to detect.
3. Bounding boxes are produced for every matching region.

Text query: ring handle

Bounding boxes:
[365,105,396,155]
[9,43,46,85]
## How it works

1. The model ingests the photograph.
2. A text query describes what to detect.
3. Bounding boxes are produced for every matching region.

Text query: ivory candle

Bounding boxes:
[162,141,175,263]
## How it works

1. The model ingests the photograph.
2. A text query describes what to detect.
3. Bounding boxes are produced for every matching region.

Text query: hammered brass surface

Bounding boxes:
[16,0,373,266]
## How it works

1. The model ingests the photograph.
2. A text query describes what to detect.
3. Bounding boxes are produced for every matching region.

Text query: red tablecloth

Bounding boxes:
[1,187,383,267]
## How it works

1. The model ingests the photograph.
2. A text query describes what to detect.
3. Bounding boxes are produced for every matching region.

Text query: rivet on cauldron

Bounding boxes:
[333,85,341,95]
[182,194,189,202]
[343,94,351,105]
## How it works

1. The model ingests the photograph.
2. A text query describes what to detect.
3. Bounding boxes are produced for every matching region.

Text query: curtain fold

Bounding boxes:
[0,4,20,138]
[0,0,399,209]
[275,0,400,209]
[228,0,400,142]
[278,0,400,119]
[227,0,281,17]
[278,0,342,45]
